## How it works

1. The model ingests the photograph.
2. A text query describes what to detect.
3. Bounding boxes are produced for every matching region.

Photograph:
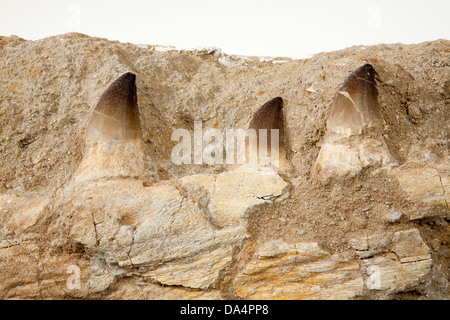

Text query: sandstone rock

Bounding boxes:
[382,208,403,223]
[3,197,49,235]
[392,163,448,219]
[233,239,364,300]
[349,231,394,259]
[105,280,223,300]
[0,243,41,299]
[48,164,288,291]
[362,255,432,293]
[391,229,431,261]
[0,34,448,300]
[180,165,289,228]
[352,228,432,293]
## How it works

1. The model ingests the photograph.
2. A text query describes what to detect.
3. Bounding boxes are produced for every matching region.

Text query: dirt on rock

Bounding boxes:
[0,33,448,299]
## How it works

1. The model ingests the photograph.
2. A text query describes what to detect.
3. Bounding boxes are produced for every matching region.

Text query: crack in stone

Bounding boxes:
[159,197,184,264]
[93,110,118,122]
[126,230,136,268]
[91,211,99,246]
[438,175,448,208]
[354,74,376,86]
[339,90,364,125]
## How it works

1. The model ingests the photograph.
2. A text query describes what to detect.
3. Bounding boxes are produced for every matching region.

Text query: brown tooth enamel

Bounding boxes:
[327,64,382,135]
[313,64,396,181]
[85,72,141,142]
[73,72,144,182]
[247,97,285,157]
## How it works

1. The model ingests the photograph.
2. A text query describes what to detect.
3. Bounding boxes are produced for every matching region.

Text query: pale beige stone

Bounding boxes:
[354,228,432,293]
[49,164,288,290]
[106,281,224,300]
[143,246,234,289]
[233,240,364,300]
[0,243,40,299]
[181,165,289,228]
[314,134,396,181]
[350,232,394,258]
[395,165,446,206]
[393,163,448,218]
[0,34,447,300]
[314,143,362,178]
[0,197,48,234]
[391,228,431,259]
[362,255,432,293]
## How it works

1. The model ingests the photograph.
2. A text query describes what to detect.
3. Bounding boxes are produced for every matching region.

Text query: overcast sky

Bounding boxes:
[1,0,449,58]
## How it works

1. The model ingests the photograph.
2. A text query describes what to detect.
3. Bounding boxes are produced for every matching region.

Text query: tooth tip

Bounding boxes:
[359,63,375,72]
[85,72,141,142]
[266,96,283,109]
[348,63,376,83]
[100,72,137,104]
[248,97,284,130]
[270,97,283,106]
[116,72,137,87]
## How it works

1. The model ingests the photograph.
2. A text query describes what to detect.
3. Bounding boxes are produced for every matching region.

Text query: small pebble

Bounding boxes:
[384,209,403,223]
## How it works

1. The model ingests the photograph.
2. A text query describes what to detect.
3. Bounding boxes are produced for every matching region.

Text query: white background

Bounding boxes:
[1,0,449,58]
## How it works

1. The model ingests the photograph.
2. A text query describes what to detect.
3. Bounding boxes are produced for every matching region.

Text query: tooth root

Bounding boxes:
[85,72,141,142]
[74,72,144,182]
[247,97,288,169]
[327,64,382,136]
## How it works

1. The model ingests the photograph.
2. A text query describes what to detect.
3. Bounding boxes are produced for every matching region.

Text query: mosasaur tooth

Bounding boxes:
[313,64,395,181]
[73,72,144,182]
[85,72,141,142]
[327,64,382,136]
[247,97,289,170]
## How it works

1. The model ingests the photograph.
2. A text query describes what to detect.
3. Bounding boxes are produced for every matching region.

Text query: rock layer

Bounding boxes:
[232,228,432,299]
[0,34,448,300]
[49,165,288,290]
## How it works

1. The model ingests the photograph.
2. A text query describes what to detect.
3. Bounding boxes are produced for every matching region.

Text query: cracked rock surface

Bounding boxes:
[0,33,448,299]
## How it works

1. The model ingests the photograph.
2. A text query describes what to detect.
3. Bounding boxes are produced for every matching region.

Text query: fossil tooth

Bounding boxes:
[327,64,382,136]
[313,64,395,181]
[85,72,141,142]
[73,72,144,182]
[247,97,288,169]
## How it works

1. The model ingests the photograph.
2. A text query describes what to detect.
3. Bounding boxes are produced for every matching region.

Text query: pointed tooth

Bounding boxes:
[313,65,395,181]
[247,97,285,155]
[85,72,141,142]
[73,73,144,182]
[327,64,382,135]
[246,97,289,170]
